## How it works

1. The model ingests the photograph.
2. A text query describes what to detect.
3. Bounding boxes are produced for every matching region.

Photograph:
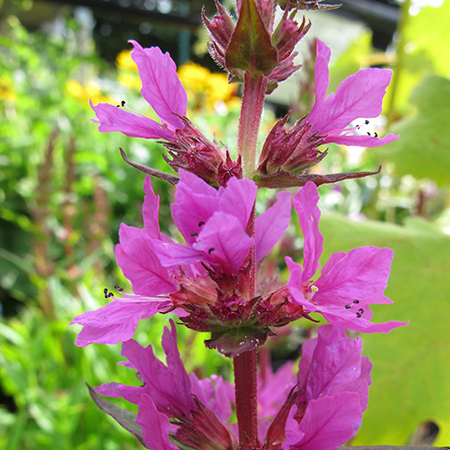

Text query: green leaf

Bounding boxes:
[377,75,450,186]
[225,0,278,76]
[318,213,450,445]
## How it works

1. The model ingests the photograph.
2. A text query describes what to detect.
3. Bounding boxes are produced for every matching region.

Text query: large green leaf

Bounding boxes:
[377,75,450,186]
[318,213,450,445]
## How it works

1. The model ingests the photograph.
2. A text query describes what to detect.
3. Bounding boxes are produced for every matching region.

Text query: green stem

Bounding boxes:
[237,74,268,178]
[233,348,259,448]
[386,0,412,129]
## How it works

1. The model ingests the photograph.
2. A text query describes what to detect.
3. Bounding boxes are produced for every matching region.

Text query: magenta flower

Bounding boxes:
[257,40,399,185]
[287,181,407,333]
[90,40,186,140]
[277,324,371,450]
[307,40,399,147]
[90,41,237,185]
[95,319,236,450]
[71,172,292,347]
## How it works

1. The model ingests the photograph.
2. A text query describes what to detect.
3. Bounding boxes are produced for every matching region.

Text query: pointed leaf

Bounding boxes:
[87,384,149,449]
[225,0,278,76]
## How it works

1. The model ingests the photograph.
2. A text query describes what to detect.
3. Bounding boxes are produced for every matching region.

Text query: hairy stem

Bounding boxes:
[233,348,259,448]
[237,74,268,178]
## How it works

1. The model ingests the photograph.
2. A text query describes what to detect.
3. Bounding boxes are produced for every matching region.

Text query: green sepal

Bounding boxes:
[225,0,278,76]
[205,326,272,358]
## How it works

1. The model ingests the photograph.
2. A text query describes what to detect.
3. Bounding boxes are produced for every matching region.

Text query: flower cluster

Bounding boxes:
[92,320,371,450]
[78,1,408,449]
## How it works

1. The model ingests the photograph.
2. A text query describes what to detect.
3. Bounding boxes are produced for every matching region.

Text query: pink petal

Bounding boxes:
[293,182,323,282]
[95,382,144,405]
[70,301,162,346]
[255,191,292,261]
[142,175,161,239]
[189,374,234,422]
[312,40,331,106]
[115,225,177,296]
[314,246,393,306]
[172,171,219,245]
[122,333,195,417]
[193,212,254,274]
[130,41,187,130]
[305,331,364,401]
[137,394,179,450]
[284,392,363,450]
[219,176,258,231]
[325,132,400,147]
[309,67,393,135]
[152,239,204,267]
[90,100,174,140]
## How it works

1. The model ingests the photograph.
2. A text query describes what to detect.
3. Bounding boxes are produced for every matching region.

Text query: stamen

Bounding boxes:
[356,312,362,318]
[191,232,198,237]
[114,285,123,292]
[311,285,319,293]
[353,299,360,304]
[345,304,351,309]
[208,248,215,254]
[121,100,126,107]
[365,120,370,125]
[198,221,205,227]
[367,132,371,136]
[374,132,378,138]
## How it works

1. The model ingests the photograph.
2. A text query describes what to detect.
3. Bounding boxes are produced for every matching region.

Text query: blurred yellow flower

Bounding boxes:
[115,49,138,72]
[0,74,16,102]
[118,73,142,91]
[65,80,113,104]
[177,62,238,112]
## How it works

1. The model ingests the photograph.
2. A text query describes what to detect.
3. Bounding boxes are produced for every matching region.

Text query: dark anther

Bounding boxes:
[198,221,205,227]
[116,105,120,107]
[108,292,114,298]
[191,232,198,237]
[358,308,364,314]
[345,304,351,309]
[121,100,126,107]
[208,248,215,255]
[374,132,378,138]
[367,132,371,136]
[114,285,123,292]
[353,299,360,304]
[365,120,370,124]
[356,312,362,318]
[104,288,109,298]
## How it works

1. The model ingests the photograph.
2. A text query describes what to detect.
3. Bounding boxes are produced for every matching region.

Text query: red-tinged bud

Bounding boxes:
[174,398,235,450]
[170,274,218,308]
[161,116,227,186]
[202,1,235,71]
[217,152,243,186]
[257,115,327,175]
[209,291,250,323]
[264,388,302,449]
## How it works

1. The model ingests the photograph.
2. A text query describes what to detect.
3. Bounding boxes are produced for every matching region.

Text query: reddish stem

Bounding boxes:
[237,73,268,178]
[233,348,259,448]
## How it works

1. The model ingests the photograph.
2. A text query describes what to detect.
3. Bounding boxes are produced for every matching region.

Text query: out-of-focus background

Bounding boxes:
[1,0,450,448]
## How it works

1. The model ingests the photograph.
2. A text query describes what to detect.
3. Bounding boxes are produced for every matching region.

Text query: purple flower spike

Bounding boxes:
[287,181,408,333]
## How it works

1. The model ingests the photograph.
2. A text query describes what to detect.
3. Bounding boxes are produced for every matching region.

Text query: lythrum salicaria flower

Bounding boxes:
[94,321,371,450]
[70,171,294,350]
[90,40,240,186]
[257,40,400,187]
[71,175,405,352]
[287,181,408,333]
